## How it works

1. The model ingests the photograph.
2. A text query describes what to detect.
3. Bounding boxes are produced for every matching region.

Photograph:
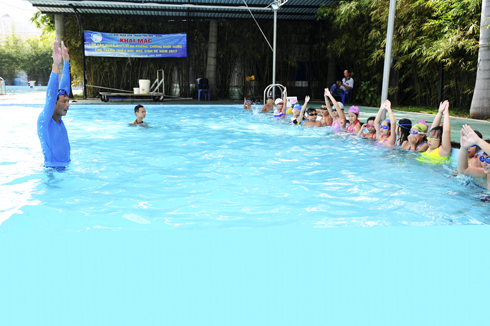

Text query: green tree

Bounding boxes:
[470,0,490,119]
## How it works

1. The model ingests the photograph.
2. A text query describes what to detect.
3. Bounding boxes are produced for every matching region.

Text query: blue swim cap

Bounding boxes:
[293,103,301,110]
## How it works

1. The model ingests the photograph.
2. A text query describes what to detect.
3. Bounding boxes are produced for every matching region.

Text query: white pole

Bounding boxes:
[272,9,277,100]
[381,0,397,113]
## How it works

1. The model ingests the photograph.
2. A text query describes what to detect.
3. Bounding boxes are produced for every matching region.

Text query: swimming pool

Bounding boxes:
[1,104,488,230]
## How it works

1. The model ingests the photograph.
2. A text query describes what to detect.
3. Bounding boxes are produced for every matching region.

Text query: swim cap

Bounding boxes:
[414,120,429,133]
[275,98,284,105]
[293,103,301,110]
[348,106,359,115]
[337,102,344,110]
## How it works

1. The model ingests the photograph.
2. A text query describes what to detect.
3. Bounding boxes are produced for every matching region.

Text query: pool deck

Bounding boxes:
[2,91,490,144]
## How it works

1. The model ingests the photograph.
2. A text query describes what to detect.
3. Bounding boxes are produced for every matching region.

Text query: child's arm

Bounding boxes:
[439,100,452,157]
[430,101,445,130]
[324,88,335,119]
[297,95,309,123]
[386,100,397,145]
[458,125,486,178]
[357,123,367,137]
[282,88,287,115]
[374,104,385,139]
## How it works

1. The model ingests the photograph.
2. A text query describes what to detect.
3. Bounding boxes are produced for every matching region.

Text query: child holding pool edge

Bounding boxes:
[324,88,346,132]
[458,124,490,189]
[374,100,396,147]
[419,100,452,162]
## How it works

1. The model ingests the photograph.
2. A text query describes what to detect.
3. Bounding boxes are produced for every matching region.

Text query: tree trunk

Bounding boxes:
[206,19,218,100]
[470,0,490,119]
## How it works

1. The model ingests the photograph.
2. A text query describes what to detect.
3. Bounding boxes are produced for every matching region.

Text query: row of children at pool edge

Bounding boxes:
[244,87,490,189]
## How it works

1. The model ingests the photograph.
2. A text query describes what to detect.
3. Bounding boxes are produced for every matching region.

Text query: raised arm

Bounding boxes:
[385,100,397,145]
[430,101,445,130]
[59,41,71,94]
[374,104,385,139]
[282,88,287,114]
[324,88,335,119]
[297,95,309,122]
[458,125,486,178]
[40,41,62,124]
[439,100,452,157]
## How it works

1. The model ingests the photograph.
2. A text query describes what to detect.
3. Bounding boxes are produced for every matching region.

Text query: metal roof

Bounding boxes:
[29,0,339,21]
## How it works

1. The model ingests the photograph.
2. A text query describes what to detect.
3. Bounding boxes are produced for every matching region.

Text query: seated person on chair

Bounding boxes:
[330,69,354,96]
[131,105,146,125]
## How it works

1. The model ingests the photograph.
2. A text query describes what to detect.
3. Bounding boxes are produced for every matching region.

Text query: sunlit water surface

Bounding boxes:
[1,104,489,231]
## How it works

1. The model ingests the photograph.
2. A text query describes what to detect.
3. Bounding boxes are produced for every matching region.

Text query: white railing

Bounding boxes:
[263,83,285,104]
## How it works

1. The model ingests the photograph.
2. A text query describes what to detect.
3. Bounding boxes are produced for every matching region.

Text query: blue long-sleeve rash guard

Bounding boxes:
[37,62,71,167]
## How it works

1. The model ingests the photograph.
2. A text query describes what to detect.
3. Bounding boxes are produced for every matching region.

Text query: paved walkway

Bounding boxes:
[2,92,490,144]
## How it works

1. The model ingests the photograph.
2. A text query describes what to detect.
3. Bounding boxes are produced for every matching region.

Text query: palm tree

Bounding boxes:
[470,0,490,119]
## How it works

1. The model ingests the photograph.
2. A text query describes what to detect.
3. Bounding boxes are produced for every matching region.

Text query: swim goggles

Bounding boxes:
[470,144,477,147]
[379,125,390,130]
[332,109,337,112]
[365,124,375,128]
[309,113,318,116]
[398,123,412,130]
[479,156,490,164]
[58,89,68,96]
[409,130,425,135]
[427,137,440,141]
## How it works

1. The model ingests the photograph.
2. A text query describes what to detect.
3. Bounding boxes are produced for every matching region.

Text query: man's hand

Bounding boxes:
[61,41,69,62]
[53,40,62,65]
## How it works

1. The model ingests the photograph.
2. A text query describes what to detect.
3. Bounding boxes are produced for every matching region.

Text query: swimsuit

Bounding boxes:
[37,62,71,167]
[419,147,450,164]
[415,142,427,151]
[290,116,301,125]
[273,111,285,118]
[345,120,360,132]
[331,119,341,133]
[377,136,390,146]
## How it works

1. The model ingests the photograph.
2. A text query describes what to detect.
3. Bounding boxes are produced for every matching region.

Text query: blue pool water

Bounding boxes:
[1,104,489,230]
[2,104,490,326]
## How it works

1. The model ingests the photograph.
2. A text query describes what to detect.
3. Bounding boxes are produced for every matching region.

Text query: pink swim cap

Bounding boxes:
[348,106,360,115]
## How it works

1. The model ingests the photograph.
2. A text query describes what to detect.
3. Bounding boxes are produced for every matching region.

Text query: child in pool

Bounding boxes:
[458,124,490,189]
[319,105,333,126]
[290,96,309,125]
[345,106,361,133]
[302,106,323,127]
[324,88,346,132]
[419,100,452,163]
[357,116,377,139]
[395,119,412,147]
[400,121,429,152]
[273,89,287,118]
[374,100,396,147]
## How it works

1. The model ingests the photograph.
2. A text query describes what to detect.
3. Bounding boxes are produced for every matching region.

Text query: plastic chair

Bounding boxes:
[198,89,209,101]
[334,89,350,105]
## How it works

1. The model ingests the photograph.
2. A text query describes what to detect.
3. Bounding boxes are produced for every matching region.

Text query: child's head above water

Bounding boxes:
[347,106,359,123]
[428,126,443,149]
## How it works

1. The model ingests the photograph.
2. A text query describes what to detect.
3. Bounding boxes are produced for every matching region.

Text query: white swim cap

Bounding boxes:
[275,98,284,105]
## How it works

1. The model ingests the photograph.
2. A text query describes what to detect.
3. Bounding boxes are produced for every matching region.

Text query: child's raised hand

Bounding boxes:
[461,124,480,148]
[442,100,449,115]
[325,88,331,97]
[438,100,447,113]
[305,95,310,103]
[383,99,391,110]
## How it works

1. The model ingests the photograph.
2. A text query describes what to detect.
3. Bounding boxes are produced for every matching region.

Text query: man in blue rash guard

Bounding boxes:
[37,40,71,167]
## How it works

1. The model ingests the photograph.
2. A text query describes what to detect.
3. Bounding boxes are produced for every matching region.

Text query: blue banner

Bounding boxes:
[84,31,187,58]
